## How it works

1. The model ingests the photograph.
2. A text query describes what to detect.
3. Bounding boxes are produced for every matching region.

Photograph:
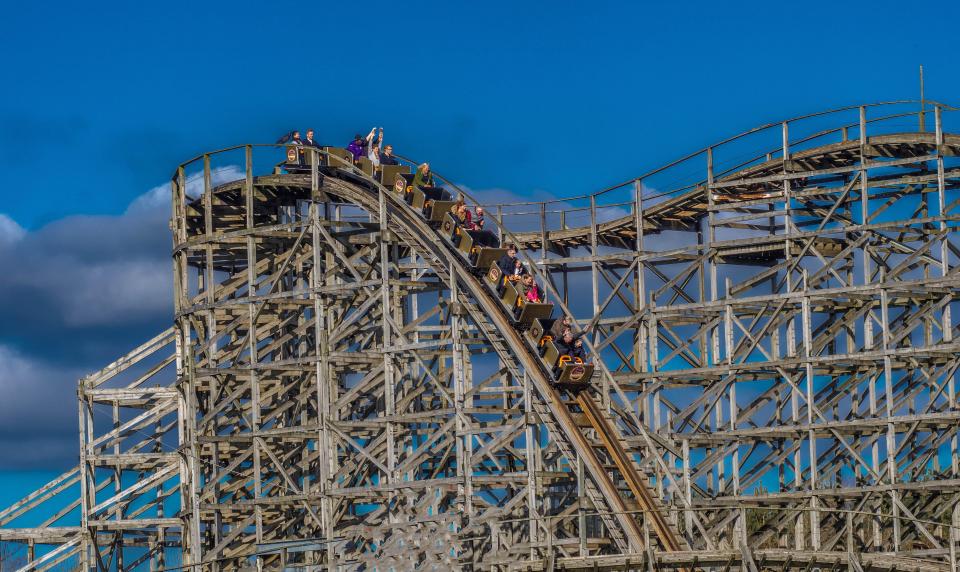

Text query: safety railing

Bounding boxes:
[406,100,960,239]
[171,100,959,244]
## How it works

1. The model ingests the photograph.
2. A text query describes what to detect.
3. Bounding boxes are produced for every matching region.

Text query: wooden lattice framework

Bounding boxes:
[1,101,959,572]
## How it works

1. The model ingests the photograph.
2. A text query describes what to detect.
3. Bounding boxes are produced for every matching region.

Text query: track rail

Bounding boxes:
[576,392,682,552]
[317,176,638,550]
[319,166,686,552]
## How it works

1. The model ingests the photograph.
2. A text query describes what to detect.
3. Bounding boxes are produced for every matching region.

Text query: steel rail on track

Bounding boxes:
[282,148,687,553]
[576,392,682,552]
[190,145,675,551]
[314,167,650,551]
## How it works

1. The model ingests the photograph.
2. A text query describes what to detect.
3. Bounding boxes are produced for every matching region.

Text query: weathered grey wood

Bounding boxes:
[1,108,958,571]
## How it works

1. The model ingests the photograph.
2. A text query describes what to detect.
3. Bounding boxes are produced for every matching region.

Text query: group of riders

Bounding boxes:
[405,154,592,366]
[281,127,591,366]
[495,244,590,362]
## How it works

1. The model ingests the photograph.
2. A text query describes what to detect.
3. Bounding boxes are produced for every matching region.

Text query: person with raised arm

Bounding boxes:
[366,127,383,169]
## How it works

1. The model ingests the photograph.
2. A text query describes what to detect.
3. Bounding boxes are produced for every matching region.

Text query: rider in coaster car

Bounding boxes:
[550,315,591,340]
[505,258,525,282]
[518,274,543,303]
[456,203,473,227]
[471,207,485,230]
[449,197,473,227]
[413,162,435,189]
[497,244,523,277]
[555,329,587,361]
[347,133,365,164]
[380,143,399,166]
[365,127,383,173]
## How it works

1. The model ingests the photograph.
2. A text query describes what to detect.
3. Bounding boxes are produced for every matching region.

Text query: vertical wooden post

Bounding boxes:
[245,146,263,546]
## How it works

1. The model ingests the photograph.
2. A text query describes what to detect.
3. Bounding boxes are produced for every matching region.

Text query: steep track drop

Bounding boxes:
[320,167,689,554]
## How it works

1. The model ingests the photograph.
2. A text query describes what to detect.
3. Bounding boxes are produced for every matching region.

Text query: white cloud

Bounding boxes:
[57,259,171,327]
[0,343,82,468]
[0,164,245,331]
[127,165,244,214]
[0,214,25,245]
[125,182,171,214]
[0,168,240,467]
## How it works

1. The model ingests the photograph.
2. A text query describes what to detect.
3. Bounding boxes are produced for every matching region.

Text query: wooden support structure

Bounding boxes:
[0,102,958,571]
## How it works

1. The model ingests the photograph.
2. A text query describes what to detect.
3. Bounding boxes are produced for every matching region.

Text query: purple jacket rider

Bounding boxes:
[347,136,365,161]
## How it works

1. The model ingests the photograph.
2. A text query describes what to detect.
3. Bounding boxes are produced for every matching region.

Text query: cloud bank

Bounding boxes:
[0,166,240,469]
[0,171,617,470]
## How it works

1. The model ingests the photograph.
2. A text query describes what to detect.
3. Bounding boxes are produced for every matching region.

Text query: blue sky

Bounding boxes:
[4,0,957,227]
[1,0,959,497]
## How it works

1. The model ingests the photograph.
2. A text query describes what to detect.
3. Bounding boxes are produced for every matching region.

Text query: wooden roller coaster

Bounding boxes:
[1,101,959,572]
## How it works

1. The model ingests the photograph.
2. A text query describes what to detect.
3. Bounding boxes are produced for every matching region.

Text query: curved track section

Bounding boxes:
[508,132,960,250]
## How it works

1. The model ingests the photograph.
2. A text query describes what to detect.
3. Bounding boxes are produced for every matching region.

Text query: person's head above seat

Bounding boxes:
[476,207,484,217]
[306,129,314,140]
[562,329,574,344]
[521,274,534,286]
[506,243,517,257]
[383,144,394,156]
[293,130,301,140]
[354,134,363,144]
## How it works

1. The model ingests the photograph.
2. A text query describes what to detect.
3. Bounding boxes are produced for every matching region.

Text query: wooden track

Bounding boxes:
[508,132,960,251]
